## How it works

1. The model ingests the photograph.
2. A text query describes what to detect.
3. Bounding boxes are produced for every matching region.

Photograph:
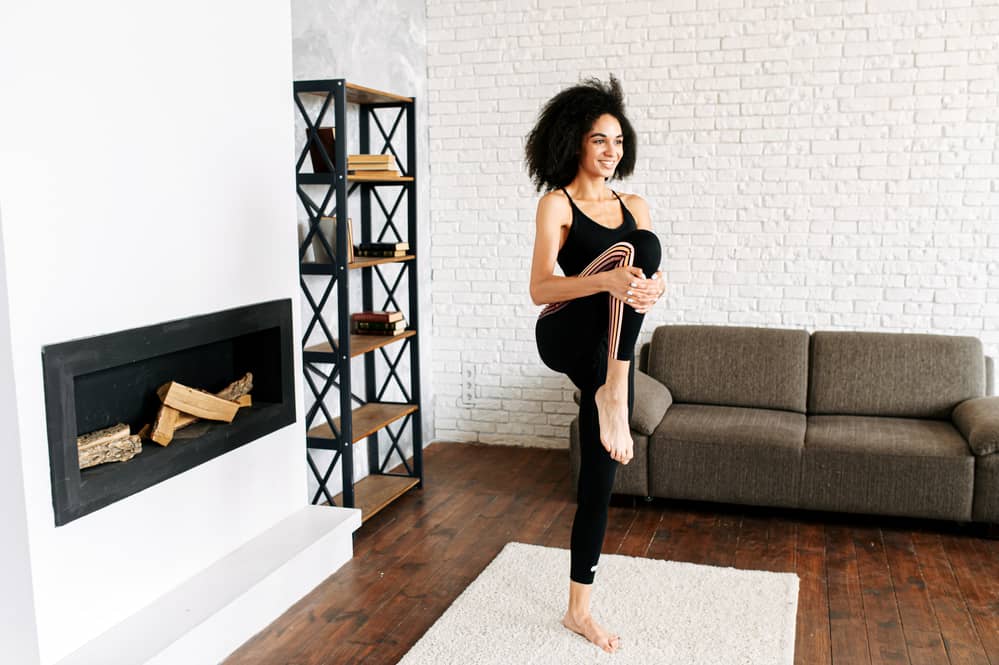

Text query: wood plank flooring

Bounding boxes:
[225,442,999,665]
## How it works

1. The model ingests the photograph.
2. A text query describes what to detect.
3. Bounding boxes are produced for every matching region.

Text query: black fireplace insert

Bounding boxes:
[42,299,296,525]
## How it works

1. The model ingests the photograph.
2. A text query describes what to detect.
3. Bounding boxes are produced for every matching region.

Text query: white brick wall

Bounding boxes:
[426,0,999,448]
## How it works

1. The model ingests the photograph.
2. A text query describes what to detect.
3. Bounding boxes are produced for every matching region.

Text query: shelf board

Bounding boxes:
[345,82,411,104]
[295,80,411,105]
[304,330,416,360]
[296,173,413,185]
[348,173,413,182]
[348,254,415,270]
[332,473,420,524]
[300,254,414,274]
[307,402,418,446]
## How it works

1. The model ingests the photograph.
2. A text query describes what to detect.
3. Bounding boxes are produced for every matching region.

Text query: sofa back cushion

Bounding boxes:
[647,325,809,413]
[808,331,984,419]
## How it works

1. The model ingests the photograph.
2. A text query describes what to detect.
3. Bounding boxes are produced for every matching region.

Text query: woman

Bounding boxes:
[526,75,664,654]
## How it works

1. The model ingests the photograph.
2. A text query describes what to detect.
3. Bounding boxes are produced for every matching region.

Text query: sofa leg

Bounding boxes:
[984,523,999,540]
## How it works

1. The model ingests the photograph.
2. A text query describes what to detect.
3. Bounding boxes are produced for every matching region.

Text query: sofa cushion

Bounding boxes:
[800,415,974,521]
[646,324,809,413]
[808,331,984,419]
[649,404,805,508]
[952,396,999,456]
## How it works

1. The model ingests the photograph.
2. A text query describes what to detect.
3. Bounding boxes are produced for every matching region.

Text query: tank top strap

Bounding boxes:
[562,187,622,206]
[560,186,578,209]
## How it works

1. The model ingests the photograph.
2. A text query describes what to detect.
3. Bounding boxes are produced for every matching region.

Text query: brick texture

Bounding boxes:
[426,0,999,448]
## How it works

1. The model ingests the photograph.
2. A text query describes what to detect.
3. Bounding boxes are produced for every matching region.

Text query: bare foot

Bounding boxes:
[594,384,631,462]
[562,610,621,653]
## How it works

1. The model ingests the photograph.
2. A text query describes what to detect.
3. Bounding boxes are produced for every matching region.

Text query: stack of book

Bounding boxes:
[348,154,399,178]
[351,310,407,336]
[355,241,409,258]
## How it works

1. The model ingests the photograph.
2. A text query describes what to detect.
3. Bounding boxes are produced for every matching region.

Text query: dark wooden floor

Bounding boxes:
[226,442,999,665]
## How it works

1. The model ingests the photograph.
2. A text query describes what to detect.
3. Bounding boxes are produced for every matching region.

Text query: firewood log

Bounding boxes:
[151,405,180,446]
[157,382,239,422]
[77,424,141,469]
[146,374,254,446]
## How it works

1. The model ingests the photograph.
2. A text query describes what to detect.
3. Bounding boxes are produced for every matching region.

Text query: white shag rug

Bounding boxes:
[396,541,799,665]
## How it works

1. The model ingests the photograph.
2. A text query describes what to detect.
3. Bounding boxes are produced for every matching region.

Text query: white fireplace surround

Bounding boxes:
[0,2,362,663]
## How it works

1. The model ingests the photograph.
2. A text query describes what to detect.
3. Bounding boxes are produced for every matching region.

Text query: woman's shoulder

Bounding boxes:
[539,187,568,203]
[615,191,652,228]
[536,188,573,219]
[615,190,648,207]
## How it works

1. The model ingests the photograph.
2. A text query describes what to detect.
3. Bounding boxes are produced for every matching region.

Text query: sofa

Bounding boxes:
[569,324,999,532]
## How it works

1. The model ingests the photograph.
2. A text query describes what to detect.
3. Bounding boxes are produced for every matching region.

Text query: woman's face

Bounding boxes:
[578,113,623,179]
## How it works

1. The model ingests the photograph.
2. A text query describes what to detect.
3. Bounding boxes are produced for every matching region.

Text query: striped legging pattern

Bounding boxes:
[538,241,637,363]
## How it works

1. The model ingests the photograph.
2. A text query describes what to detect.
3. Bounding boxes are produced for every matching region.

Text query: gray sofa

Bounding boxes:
[570,324,999,531]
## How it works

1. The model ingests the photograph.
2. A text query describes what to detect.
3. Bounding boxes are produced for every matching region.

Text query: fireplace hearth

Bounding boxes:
[42,299,295,525]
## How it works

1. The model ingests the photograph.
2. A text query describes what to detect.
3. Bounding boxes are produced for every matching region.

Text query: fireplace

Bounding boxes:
[42,299,296,525]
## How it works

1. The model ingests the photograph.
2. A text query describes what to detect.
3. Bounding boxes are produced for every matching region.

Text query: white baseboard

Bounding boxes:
[57,505,362,665]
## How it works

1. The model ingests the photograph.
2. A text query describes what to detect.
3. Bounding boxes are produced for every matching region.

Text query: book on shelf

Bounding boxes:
[348,166,400,173]
[347,169,401,177]
[351,310,404,323]
[353,320,406,335]
[348,154,395,164]
[308,127,337,173]
[307,216,354,263]
[347,155,396,173]
[355,249,408,258]
[358,242,409,251]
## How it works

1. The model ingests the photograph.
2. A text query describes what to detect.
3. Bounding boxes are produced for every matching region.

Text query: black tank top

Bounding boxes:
[556,187,637,276]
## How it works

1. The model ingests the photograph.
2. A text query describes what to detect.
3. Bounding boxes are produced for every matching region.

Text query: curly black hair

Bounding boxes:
[524,74,637,193]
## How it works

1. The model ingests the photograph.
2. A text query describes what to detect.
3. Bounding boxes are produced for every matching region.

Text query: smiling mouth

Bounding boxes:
[599,161,617,169]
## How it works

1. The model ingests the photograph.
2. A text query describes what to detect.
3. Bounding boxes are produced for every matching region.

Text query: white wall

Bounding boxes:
[292,0,434,497]
[0,210,41,665]
[425,0,999,448]
[0,2,303,663]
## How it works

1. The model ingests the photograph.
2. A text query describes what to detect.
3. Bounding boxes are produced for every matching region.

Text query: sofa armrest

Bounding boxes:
[632,369,673,434]
[570,369,673,436]
[953,396,999,456]
[639,342,650,374]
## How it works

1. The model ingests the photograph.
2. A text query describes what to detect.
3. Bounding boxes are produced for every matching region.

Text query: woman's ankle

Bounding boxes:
[596,383,627,400]
[604,359,630,386]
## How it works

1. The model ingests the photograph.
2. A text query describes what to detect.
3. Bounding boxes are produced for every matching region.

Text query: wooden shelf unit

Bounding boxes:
[295,78,423,517]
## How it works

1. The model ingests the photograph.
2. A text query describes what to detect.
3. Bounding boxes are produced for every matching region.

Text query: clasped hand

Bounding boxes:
[606,266,665,314]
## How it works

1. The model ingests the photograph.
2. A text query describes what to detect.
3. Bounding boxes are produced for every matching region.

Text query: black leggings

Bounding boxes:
[535,228,662,584]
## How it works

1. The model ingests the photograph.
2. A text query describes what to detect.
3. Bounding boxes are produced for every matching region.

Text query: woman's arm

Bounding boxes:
[626,194,652,231]
[529,193,608,306]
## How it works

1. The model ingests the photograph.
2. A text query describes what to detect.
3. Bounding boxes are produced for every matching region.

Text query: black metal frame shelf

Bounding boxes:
[294,78,423,520]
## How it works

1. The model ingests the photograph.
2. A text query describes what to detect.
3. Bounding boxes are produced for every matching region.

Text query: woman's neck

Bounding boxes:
[565,175,613,202]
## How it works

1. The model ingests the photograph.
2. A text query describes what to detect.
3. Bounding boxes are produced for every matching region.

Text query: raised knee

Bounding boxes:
[627,230,661,270]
